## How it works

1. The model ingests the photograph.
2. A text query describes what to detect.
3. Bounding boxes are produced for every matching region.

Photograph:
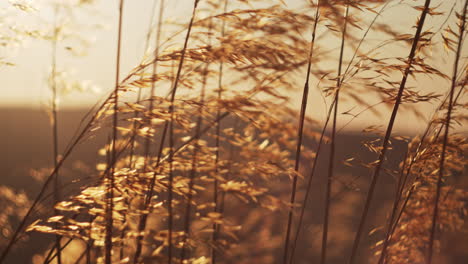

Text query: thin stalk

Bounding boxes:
[49,4,62,264]
[321,5,349,264]
[141,0,163,178]
[347,1,432,263]
[42,214,88,264]
[128,0,159,168]
[167,96,175,264]
[133,0,166,261]
[180,58,211,264]
[282,2,320,263]
[105,0,124,263]
[212,122,239,264]
[128,88,142,168]
[289,100,334,264]
[218,119,240,217]
[119,221,127,260]
[427,1,467,263]
[87,216,93,264]
[43,238,74,264]
[212,1,228,262]
[72,249,87,264]
[376,149,410,264]
[167,1,200,263]
[42,246,57,264]
[341,1,391,84]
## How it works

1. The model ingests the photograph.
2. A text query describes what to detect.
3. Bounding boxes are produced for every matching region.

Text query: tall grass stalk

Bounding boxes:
[321,5,349,264]
[281,2,321,263]
[289,102,332,264]
[49,4,62,264]
[212,2,229,262]
[347,1,433,263]
[43,238,74,264]
[167,1,200,262]
[133,0,166,261]
[86,216,93,264]
[218,117,239,217]
[376,150,411,264]
[128,0,158,168]
[105,0,125,263]
[427,1,467,263]
[180,25,212,262]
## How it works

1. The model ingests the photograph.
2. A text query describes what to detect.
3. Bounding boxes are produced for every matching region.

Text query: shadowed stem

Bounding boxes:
[289,99,334,264]
[212,1,228,263]
[128,0,159,168]
[87,216,93,264]
[105,0,124,263]
[121,1,159,259]
[49,4,62,264]
[180,16,214,264]
[133,0,166,261]
[43,239,73,264]
[282,1,320,263]
[427,1,467,263]
[180,58,211,264]
[218,119,239,217]
[376,149,411,264]
[321,5,349,264]
[347,1,432,263]
[167,1,200,263]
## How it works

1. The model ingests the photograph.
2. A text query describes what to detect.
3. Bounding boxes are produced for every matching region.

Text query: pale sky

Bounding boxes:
[0,0,465,134]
